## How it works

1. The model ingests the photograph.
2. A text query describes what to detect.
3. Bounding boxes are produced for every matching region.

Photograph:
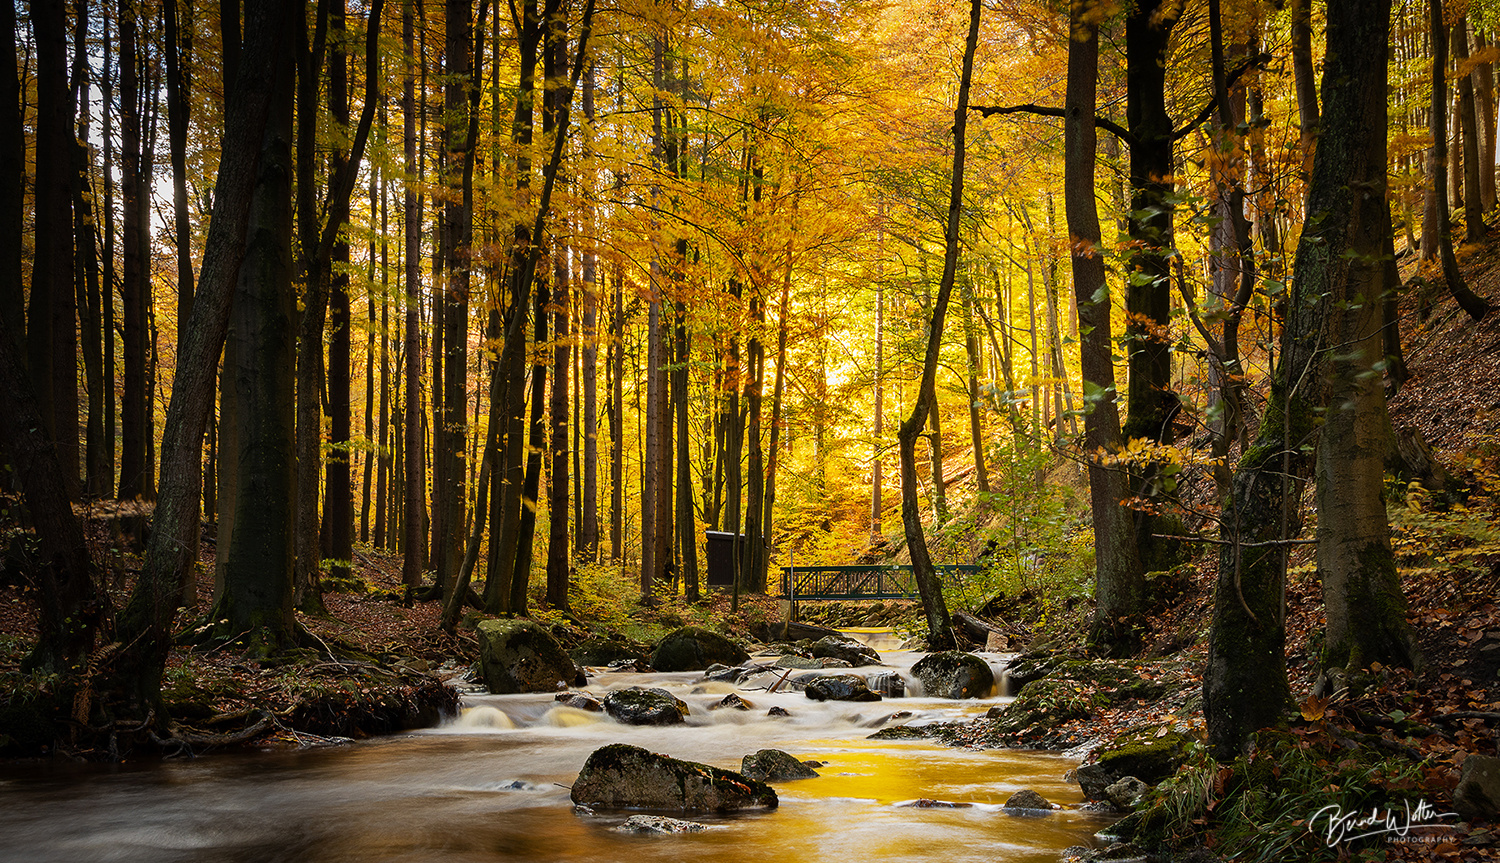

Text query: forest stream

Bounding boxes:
[0,631,1113,862]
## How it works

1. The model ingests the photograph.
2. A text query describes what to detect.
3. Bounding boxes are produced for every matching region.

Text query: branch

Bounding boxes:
[1170,52,1273,142]
[968,102,1134,145]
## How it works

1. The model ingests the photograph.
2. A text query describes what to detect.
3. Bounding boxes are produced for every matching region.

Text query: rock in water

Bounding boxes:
[571,743,778,812]
[477,619,582,694]
[602,687,689,726]
[804,674,882,702]
[1003,789,1053,812]
[1104,777,1147,810]
[617,815,707,834]
[740,748,819,782]
[911,651,995,699]
[554,691,603,712]
[650,626,751,672]
[811,636,881,667]
[712,693,753,711]
[866,671,906,698]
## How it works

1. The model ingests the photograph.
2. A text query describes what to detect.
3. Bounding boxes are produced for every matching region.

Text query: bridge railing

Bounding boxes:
[778,564,980,601]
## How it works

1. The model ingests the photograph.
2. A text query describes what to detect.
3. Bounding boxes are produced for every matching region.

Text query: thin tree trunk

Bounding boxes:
[1427,0,1489,319]
[119,0,151,503]
[1454,19,1487,242]
[897,0,979,651]
[1067,0,1143,654]
[401,0,425,589]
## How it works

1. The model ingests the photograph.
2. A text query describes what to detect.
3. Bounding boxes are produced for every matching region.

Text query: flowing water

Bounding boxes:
[0,631,1112,862]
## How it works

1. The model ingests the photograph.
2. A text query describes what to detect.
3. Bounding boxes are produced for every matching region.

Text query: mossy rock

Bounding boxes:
[650,626,750,672]
[1096,726,1193,785]
[740,748,819,782]
[991,677,1100,734]
[912,651,995,699]
[602,687,689,725]
[477,618,582,694]
[570,635,650,667]
[570,743,777,811]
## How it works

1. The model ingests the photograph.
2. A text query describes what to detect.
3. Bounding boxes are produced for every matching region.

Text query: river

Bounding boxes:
[0,631,1111,862]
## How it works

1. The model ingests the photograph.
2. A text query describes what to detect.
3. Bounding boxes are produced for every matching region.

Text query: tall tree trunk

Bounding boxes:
[484,0,539,613]
[1474,29,1497,212]
[205,7,299,659]
[1316,13,1418,673]
[609,262,624,560]
[898,0,979,651]
[961,279,989,494]
[72,0,110,501]
[1206,0,1396,759]
[115,0,291,723]
[1426,0,1489,319]
[0,0,21,358]
[1289,0,1318,191]
[1122,0,1183,574]
[437,0,477,603]
[674,291,699,602]
[323,0,355,600]
[1454,19,1487,242]
[292,0,330,612]
[27,0,78,498]
[1066,0,1144,654]
[579,60,600,564]
[119,0,151,504]
[401,0,425,589]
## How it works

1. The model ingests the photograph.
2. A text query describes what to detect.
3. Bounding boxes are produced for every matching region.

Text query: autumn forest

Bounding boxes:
[6,0,1500,823]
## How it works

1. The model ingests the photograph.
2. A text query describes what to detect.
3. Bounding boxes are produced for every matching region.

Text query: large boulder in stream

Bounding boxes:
[571,743,779,812]
[740,748,819,782]
[477,619,582,694]
[602,687,689,725]
[911,651,994,699]
[811,636,881,667]
[650,626,750,672]
[803,673,882,702]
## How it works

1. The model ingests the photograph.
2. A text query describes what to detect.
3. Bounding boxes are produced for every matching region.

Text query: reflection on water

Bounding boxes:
[0,634,1110,862]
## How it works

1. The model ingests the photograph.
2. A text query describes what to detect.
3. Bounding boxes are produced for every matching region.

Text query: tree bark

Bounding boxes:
[1316,15,1418,672]
[1206,0,1396,758]
[401,0,426,589]
[1067,1,1144,655]
[118,0,152,505]
[897,0,979,651]
[1453,19,1487,242]
[1426,0,1489,319]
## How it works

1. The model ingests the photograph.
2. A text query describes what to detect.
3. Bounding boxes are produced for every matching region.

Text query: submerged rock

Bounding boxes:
[804,674,882,702]
[651,627,751,672]
[476,619,582,695]
[767,706,791,717]
[602,687,689,726]
[571,743,778,812]
[900,798,972,808]
[911,651,995,699]
[617,815,708,834]
[811,636,881,667]
[740,748,819,782]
